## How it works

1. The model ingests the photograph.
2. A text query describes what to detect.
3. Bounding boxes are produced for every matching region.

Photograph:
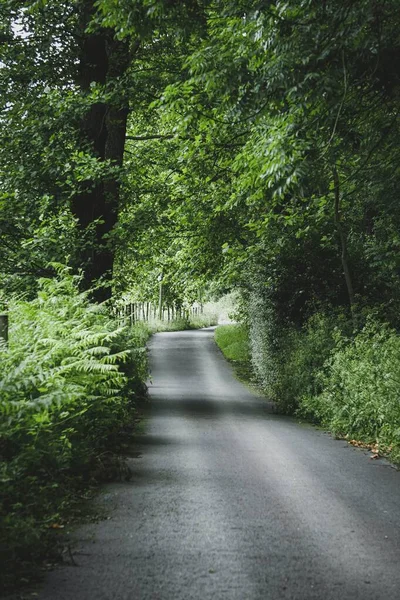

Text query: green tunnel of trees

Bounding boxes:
[1,0,399,315]
[1,0,400,587]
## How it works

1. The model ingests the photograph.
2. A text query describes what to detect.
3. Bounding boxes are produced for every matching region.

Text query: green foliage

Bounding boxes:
[145,0,400,327]
[0,1,86,290]
[248,301,400,463]
[188,313,218,330]
[215,324,250,363]
[245,285,352,413]
[247,293,279,401]
[299,320,400,462]
[261,311,349,414]
[0,268,149,588]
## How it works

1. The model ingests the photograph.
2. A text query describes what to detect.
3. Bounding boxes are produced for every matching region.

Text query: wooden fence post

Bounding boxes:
[0,313,9,344]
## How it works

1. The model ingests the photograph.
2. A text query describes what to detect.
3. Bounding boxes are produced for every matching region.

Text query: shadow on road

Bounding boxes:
[146,396,276,419]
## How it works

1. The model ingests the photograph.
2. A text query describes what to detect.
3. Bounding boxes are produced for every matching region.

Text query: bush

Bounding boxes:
[246,291,400,462]
[247,293,284,404]
[247,291,350,413]
[188,313,218,329]
[0,268,149,588]
[274,312,349,414]
[299,319,400,461]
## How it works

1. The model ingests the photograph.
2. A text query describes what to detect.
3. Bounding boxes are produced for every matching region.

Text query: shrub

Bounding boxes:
[0,268,149,587]
[247,290,350,413]
[247,293,280,398]
[275,312,349,414]
[246,291,400,462]
[300,319,400,461]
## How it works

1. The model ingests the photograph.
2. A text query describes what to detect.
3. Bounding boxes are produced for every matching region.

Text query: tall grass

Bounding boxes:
[214,324,250,362]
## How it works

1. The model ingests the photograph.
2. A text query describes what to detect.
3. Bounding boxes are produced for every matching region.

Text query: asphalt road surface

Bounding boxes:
[37,327,400,600]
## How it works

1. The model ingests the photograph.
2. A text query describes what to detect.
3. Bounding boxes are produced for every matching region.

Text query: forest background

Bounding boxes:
[1,0,400,589]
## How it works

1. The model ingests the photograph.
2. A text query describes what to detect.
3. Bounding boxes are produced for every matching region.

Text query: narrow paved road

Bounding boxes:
[38,328,400,600]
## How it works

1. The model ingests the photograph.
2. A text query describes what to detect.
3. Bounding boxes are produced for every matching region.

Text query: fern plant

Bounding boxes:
[0,267,149,586]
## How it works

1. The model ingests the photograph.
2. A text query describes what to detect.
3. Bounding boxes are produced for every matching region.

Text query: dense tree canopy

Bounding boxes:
[1,0,399,317]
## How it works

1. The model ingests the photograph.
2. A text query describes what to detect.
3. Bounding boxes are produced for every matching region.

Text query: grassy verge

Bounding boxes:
[214,324,253,381]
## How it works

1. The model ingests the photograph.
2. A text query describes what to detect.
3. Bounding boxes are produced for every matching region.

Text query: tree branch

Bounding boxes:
[126,134,175,141]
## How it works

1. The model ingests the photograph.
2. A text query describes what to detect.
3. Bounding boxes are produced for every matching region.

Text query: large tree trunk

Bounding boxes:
[71,0,132,301]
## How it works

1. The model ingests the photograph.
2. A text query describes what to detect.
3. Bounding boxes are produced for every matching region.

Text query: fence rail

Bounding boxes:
[114,302,203,324]
[0,302,205,344]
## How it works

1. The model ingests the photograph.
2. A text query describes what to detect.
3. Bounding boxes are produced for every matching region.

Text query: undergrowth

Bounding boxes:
[220,303,400,464]
[0,268,150,592]
[246,293,400,463]
[298,319,400,462]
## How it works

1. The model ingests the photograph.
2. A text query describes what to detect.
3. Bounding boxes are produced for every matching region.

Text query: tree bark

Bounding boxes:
[71,0,133,301]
